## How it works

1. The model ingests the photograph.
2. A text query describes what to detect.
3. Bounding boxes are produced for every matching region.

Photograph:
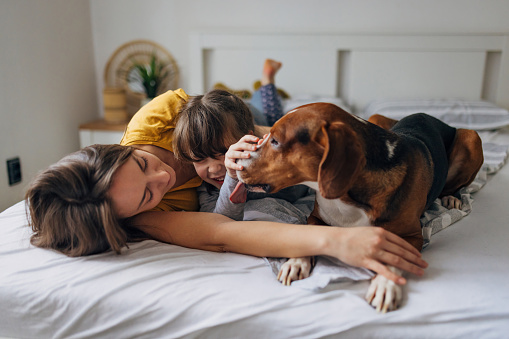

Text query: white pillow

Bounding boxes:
[362,98,509,130]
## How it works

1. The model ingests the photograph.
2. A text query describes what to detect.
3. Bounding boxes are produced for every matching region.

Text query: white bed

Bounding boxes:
[2,33,509,338]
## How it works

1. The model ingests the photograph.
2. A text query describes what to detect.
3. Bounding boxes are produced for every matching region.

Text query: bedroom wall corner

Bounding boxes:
[0,1,98,212]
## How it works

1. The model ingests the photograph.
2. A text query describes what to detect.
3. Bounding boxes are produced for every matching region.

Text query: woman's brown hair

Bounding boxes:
[25,144,134,257]
[174,89,255,162]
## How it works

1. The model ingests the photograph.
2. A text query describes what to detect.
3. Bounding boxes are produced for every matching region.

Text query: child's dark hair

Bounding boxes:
[174,89,255,162]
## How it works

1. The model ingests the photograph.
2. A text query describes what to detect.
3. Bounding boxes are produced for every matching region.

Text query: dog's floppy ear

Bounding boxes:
[318,122,364,199]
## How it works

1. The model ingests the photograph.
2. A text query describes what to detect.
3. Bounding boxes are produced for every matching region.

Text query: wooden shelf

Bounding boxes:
[79,119,127,147]
[79,119,128,132]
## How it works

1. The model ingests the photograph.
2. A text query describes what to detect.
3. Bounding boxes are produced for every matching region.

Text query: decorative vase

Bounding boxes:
[103,87,128,122]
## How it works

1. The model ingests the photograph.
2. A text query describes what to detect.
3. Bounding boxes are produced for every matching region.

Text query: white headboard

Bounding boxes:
[189,32,509,114]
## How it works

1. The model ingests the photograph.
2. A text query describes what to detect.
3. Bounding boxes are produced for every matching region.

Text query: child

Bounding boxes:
[196,134,314,225]
[174,59,315,224]
[174,59,316,284]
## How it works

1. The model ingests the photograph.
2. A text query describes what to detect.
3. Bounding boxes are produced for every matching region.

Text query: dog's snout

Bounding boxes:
[236,134,270,184]
[236,150,257,182]
[237,149,259,168]
[238,133,269,169]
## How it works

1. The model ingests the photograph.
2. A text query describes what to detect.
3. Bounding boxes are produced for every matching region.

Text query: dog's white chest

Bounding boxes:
[304,182,371,227]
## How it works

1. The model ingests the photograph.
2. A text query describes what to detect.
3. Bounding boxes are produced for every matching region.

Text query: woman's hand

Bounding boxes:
[326,227,428,285]
[224,135,260,179]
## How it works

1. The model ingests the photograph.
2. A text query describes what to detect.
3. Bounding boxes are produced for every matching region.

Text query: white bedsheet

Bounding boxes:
[1,131,509,339]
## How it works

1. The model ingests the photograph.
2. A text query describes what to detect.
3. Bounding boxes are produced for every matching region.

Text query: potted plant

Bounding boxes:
[128,53,168,100]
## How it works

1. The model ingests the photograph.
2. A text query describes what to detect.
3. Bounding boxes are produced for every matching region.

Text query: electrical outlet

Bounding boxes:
[7,157,22,186]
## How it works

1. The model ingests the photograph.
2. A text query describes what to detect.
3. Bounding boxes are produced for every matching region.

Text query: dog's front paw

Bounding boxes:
[441,195,462,209]
[365,267,403,313]
[277,257,314,286]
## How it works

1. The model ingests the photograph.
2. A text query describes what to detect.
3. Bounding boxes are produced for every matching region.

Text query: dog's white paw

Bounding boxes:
[277,257,314,286]
[365,266,403,313]
[441,195,462,209]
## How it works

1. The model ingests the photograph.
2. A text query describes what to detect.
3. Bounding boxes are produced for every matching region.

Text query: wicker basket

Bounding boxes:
[103,87,128,122]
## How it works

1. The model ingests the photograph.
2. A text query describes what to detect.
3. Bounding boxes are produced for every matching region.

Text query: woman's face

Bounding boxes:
[108,149,176,218]
[193,156,226,189]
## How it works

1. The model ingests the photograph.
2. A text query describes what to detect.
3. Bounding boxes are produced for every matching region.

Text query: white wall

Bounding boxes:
[0,1,98,211]
[90,0,509,106]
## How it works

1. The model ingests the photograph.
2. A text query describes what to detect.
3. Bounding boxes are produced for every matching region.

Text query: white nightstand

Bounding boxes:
[79,120,127,148]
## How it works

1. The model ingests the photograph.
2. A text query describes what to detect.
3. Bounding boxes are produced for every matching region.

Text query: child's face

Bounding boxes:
[193,155,226,189]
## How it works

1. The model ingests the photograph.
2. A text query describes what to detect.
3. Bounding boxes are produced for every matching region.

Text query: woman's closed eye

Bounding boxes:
[134,155,148,172]
[141,156,148,171]
[141,157,154,203]
[135,155,153,208]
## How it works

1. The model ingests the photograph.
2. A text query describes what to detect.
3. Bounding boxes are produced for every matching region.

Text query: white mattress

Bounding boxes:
[1,131,509,338]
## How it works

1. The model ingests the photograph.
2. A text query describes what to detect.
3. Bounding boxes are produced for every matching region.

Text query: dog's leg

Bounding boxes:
[441,128,484,196]
[277,257,315,286]
[365,265,403,313]
[274,208,322,286]
[367,114,399,130]
[365,228,421,312]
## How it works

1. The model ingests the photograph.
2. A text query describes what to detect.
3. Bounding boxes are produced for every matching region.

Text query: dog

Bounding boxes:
[233,103,483,312]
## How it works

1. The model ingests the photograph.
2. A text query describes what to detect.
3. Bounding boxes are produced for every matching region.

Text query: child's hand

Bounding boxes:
[225,135,260,179]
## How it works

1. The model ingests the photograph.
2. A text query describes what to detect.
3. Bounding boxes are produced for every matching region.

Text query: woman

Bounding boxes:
[26,62,427,285]
[27,143,426,285]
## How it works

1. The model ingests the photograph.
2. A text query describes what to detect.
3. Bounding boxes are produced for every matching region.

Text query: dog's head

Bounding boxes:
[237,103,365,199]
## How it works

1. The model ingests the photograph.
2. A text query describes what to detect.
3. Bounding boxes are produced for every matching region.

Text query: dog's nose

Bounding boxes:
[237,149,259,168]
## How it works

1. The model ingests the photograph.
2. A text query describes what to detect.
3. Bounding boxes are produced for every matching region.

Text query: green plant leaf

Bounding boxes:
[127,52,169,98]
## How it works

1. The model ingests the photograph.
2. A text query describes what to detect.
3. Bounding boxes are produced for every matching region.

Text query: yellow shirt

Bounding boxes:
[120,89,202,212]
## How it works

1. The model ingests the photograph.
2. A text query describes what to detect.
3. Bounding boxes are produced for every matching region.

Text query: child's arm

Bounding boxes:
[197,183,220,212]
[200,135,264,219]
[197,176,245,220]
[214,134,259,220]
[212,175,246,220]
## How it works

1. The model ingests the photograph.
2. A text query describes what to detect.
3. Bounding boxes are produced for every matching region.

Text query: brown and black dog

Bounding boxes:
[235,103,483,312]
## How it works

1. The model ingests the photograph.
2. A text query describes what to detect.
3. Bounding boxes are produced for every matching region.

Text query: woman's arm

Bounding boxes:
[131,211,427,285]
